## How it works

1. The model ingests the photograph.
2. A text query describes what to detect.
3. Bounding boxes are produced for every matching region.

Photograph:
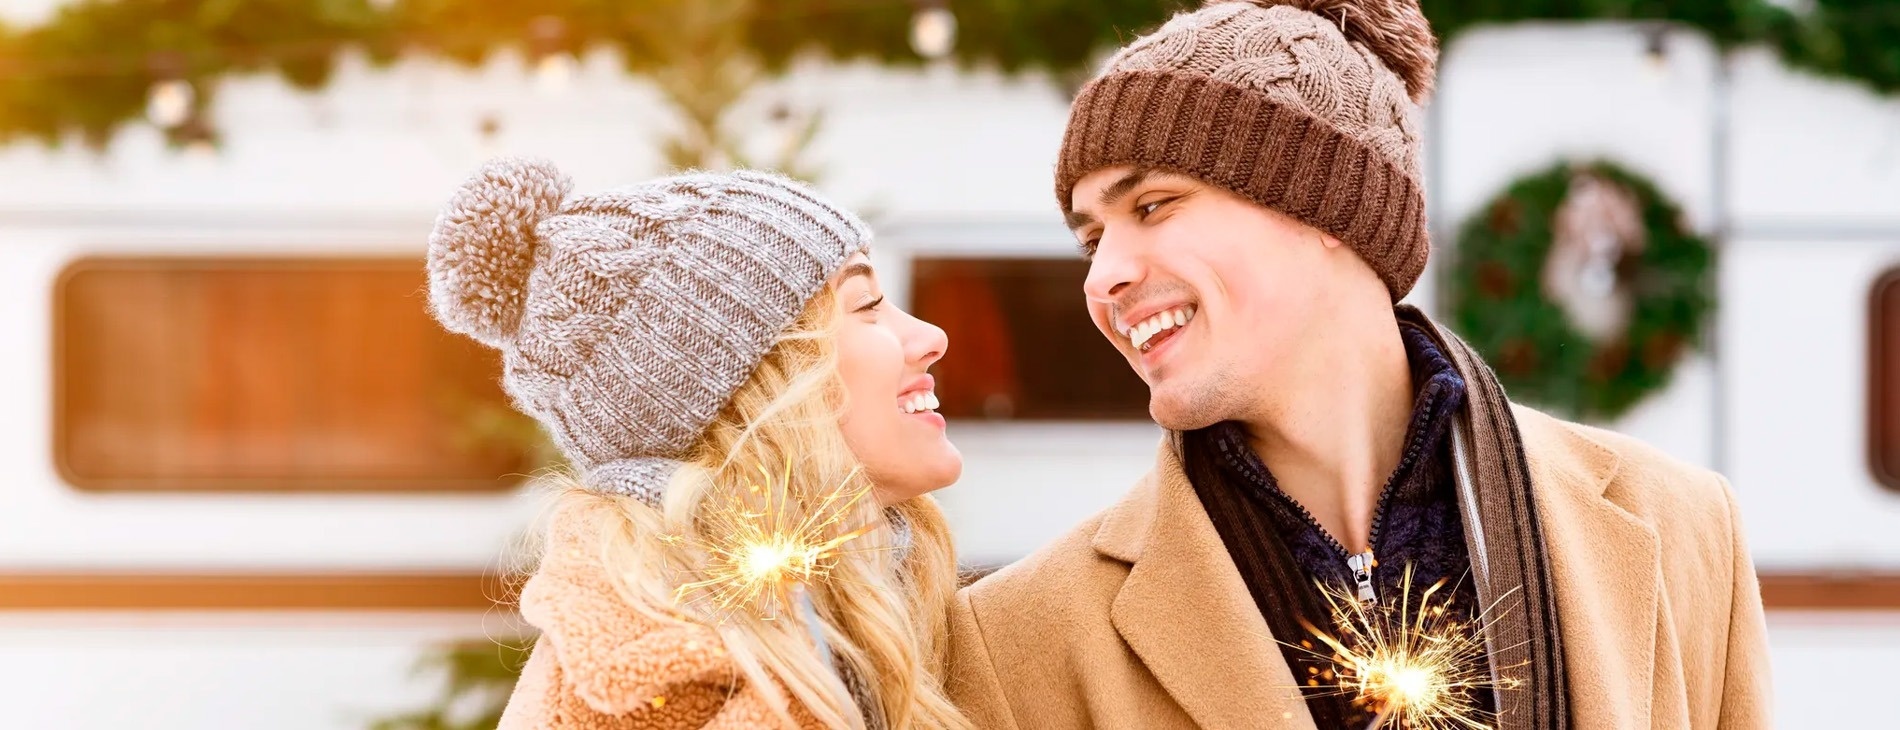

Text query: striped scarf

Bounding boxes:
[1400,306,1570,730]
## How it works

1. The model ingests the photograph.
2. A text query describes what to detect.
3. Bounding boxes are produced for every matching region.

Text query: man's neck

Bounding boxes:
[1242,312,1414,555]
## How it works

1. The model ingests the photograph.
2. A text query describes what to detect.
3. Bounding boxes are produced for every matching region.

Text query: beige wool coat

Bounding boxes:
[498,502,827,730]
[945,405,1771,729]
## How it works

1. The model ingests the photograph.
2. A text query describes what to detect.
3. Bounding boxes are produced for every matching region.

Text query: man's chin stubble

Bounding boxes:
[1148,392,1220,432]
[1148,372,1241,432]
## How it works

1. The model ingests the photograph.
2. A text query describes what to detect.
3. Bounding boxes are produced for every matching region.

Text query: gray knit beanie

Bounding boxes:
[426,158,871,504]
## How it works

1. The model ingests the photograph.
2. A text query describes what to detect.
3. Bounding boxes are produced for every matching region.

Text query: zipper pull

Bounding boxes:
[1347,550,1377,603]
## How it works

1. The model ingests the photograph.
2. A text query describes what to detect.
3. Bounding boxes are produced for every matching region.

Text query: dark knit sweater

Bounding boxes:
[1182,323,1492,727]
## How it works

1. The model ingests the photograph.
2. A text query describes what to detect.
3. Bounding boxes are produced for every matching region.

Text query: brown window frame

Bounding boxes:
[1871,267,1900,492]
[51,255,539,494]
[908,255,1150,422]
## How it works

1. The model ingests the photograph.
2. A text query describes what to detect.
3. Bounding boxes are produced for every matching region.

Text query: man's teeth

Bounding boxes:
[901,392,940,414]
[1128,306,1196,351]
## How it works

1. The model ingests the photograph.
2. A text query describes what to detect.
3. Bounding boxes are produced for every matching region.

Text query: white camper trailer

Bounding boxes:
[0,6,1894,726]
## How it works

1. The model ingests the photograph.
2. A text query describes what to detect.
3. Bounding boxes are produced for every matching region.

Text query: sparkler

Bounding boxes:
[662,458,880,623]
[1285,565,1521,730]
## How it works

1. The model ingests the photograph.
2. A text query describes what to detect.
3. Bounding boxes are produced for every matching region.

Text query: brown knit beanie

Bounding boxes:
[1055,0,1439,300]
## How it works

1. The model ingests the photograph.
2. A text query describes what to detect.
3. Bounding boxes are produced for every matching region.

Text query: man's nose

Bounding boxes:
[1083,232,1143,304]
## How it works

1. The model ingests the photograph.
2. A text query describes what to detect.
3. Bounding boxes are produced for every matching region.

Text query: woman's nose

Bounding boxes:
[904,308,948,367]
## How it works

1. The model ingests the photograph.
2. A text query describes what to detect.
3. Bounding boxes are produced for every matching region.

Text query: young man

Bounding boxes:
[945,2,1771,728]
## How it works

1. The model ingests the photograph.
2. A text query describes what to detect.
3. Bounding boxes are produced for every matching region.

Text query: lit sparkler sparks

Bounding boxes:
[1286,565,1522,730]
[662,458,880,622]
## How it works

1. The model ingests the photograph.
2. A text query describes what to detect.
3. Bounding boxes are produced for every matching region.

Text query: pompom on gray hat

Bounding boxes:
[426,158,871,504]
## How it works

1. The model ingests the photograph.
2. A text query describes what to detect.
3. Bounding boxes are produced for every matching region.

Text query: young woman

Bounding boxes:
[426,159,970,729]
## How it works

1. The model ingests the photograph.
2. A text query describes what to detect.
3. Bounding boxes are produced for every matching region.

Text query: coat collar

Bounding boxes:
[1088,405,1659,729]
[1506,406,1660,728]
[1091,438,1318,730]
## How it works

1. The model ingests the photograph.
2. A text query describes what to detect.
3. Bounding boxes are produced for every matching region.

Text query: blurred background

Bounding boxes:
[0,0,1895,727]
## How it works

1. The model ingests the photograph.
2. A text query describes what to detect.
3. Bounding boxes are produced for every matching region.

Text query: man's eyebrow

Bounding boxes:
[1097,167,1155,210]
[1064,210,1096,232]
[1064,167,1156,231]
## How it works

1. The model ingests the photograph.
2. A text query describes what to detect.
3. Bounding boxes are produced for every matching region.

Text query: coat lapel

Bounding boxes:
[1514,408,1659,729]
[1092,439,1318,730]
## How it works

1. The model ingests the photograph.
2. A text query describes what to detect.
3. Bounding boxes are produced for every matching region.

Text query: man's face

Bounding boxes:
[1066,166,1361,430]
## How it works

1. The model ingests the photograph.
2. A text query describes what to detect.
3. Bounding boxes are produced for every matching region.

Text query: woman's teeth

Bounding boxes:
[901,392,940,414]
[1127,305,1196,352]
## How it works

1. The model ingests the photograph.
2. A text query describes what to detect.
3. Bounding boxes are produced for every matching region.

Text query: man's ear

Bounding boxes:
[1315,228,1345,250]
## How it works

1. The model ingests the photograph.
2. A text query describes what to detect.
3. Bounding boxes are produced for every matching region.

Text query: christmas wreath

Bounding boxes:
[1447,160,1714,422]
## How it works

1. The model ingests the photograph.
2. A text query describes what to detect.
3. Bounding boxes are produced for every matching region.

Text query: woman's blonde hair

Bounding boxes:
[525,285,971,729]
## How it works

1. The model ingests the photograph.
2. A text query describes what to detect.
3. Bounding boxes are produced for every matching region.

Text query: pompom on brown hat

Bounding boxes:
[1055,0,1440,301]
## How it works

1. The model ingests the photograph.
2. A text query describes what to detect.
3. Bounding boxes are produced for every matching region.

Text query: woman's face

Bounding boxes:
[832,251,961,505]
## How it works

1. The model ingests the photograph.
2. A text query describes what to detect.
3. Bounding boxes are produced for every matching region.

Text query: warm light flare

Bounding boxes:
[1286,565,1523,730]
[665,458,878,622]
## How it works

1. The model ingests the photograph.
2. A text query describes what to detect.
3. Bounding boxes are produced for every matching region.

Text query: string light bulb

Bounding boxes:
[1642,26,1670,77]
[145,80,193,128]
[534,54,574,94]
[475,113,504,157]
[170,115,217,158]
[528,14,572,95]
[910,4,957,60]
